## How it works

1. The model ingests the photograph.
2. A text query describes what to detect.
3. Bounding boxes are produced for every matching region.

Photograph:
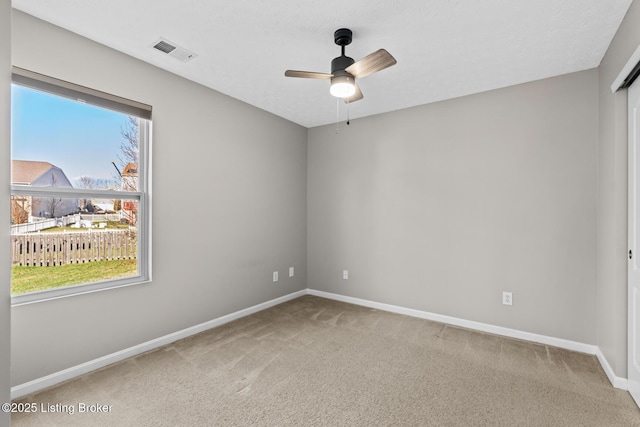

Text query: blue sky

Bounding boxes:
[11,84,131,185]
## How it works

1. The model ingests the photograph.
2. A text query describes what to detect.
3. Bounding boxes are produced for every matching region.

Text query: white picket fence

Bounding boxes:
[11,230,137,266]
[10,214,81,234]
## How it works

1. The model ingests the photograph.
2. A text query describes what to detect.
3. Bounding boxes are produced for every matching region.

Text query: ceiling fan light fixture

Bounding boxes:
[285,27,396,105]
[330,75,356,98]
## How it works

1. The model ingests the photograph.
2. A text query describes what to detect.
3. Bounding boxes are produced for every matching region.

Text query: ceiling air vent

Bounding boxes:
[152,38,197,63]
[153,40,176,54]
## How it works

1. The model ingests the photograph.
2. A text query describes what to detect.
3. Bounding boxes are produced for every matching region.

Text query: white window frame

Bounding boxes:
[10,68,152,306]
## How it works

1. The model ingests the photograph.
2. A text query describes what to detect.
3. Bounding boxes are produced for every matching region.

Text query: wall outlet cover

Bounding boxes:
[502,291,513,305]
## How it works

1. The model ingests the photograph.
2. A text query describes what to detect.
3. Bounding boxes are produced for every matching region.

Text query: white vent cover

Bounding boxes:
[152,37,197,63]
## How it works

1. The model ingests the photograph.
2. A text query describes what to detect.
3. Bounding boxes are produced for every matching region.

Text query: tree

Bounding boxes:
[11,196,29,224]
[77,175,96,188]
[115,116,140,225]
[45,173,63,218]
[114,116,139,181]
[77,175,96,212]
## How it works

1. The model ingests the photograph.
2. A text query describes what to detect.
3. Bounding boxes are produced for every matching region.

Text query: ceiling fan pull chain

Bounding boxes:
[347,99,350,125]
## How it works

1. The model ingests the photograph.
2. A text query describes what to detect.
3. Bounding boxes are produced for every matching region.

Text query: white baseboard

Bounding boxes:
[307,289,631,391]
[308,289,598,354]
[11,287,628,399]
[11,290,307,399]
[596,347,628,390]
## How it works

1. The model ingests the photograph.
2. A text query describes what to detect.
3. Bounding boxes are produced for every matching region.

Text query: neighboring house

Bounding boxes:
[121,163,138,191]
[93,202,115,213]
[11,160,78,220]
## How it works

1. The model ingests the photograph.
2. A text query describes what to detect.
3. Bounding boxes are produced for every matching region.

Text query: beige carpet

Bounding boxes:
[11,295,640,426]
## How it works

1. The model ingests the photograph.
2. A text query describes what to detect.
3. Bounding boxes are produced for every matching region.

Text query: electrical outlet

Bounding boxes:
[289,267,294,277]
[343,270,349,280]
[502,292,513,306]
[273,271,279,282]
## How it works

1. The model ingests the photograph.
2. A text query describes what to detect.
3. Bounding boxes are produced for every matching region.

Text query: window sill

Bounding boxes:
[11,275,151,307]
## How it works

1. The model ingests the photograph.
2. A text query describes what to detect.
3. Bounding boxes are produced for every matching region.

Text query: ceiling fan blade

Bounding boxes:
[284,70,332,79]
[345,49,397,79]
[343,83,363,103]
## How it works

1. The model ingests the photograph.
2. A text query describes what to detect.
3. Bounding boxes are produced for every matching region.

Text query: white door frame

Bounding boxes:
[628,79,640,407]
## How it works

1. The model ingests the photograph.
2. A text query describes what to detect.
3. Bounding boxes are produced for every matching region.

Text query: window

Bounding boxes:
[10,68,151,304]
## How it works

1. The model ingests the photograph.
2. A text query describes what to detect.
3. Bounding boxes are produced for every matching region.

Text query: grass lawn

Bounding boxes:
[12,259,138,295]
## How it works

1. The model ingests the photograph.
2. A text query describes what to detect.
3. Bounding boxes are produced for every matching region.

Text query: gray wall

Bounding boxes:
[308,70,598,344]
[7,2,638,395]
[1,0,11,425]
[10,10,307,386]
[597,0,640,378]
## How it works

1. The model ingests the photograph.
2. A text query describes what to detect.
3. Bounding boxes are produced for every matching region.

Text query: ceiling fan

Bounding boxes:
[285,28,397,103]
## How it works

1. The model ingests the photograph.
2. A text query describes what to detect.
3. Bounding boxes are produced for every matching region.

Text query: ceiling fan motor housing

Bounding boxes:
[331,55,355,75]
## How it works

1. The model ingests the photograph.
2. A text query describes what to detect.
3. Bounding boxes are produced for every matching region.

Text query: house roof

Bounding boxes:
[11,160,58,185]
[122,163,138,177]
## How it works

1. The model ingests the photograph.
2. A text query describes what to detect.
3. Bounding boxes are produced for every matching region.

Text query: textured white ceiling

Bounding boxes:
[12,0,633,128]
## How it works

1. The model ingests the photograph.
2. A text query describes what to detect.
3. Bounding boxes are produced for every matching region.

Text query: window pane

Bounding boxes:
[11,84,140,191]
[11,198,139,295]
